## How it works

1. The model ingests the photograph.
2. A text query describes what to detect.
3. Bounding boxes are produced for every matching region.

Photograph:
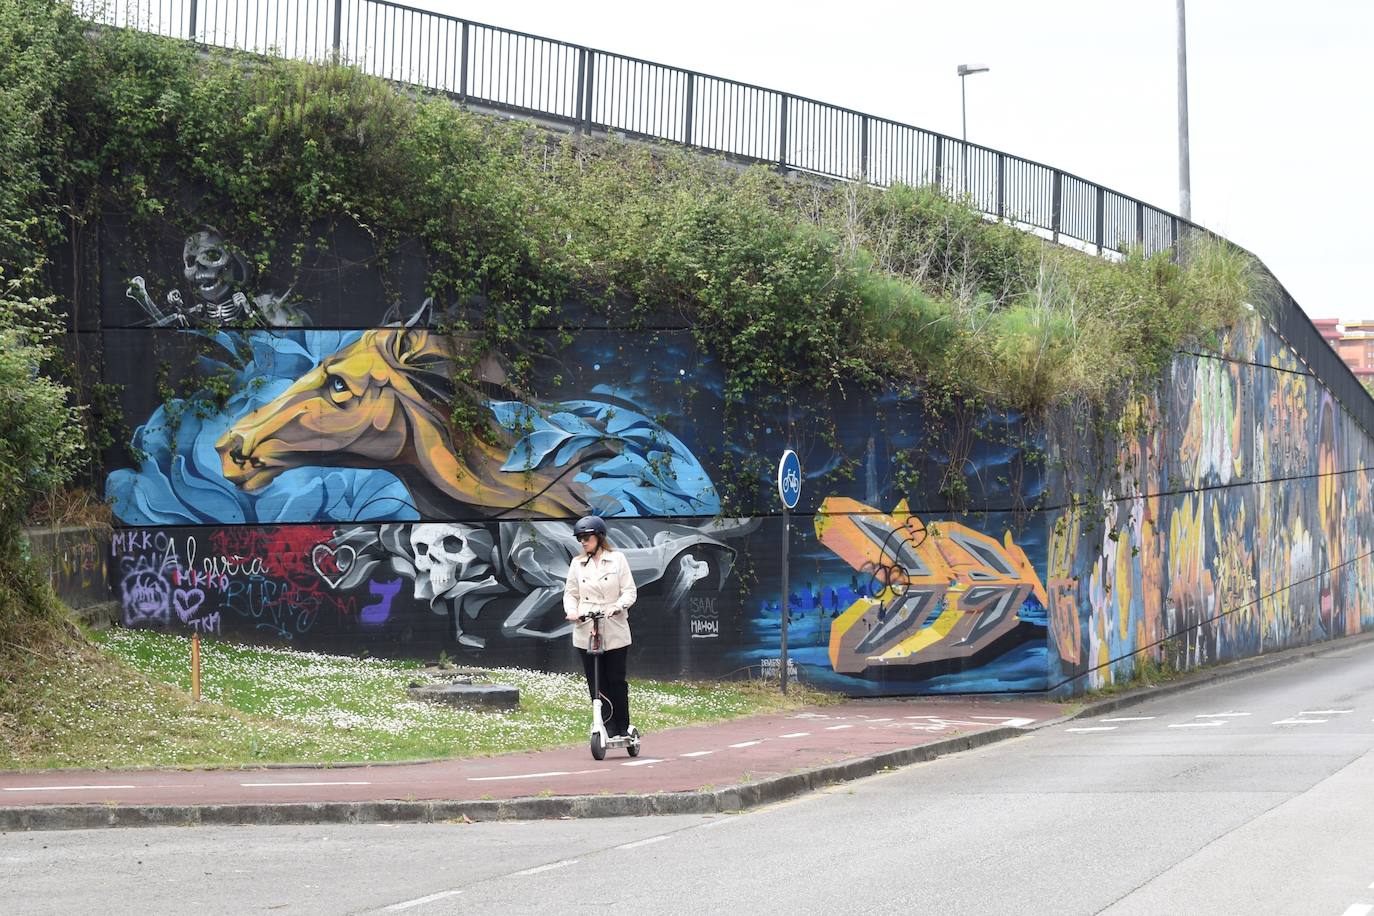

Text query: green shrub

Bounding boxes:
[0,269,85,542]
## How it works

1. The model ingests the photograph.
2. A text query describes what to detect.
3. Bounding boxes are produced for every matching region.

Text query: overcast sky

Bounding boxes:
[418,1,1371,319]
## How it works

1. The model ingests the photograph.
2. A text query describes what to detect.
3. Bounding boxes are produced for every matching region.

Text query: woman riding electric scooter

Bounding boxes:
[563,516,640,759]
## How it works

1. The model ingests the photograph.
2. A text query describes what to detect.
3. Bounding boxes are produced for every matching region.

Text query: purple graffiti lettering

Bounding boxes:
[188,612,221,635]
[360,578,402,626]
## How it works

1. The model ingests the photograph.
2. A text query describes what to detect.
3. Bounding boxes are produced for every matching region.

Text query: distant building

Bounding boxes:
[1316,318,1374,385]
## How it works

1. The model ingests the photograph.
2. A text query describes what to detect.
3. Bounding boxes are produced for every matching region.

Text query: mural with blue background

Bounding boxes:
[95,220,1374,696]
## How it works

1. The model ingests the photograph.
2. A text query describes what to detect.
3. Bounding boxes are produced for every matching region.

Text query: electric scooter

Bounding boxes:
[580,610,642,761]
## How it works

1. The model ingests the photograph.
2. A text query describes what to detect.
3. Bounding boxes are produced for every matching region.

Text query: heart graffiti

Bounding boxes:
[172,587,206,623]
[311,543,357,589]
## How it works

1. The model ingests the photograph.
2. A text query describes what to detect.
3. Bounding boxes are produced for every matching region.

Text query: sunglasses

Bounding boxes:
[575,532,597,541]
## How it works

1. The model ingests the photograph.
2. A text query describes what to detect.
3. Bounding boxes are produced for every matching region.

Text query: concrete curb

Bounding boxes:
[6,631,1373,832]
[1056,627,1374,724]
[0,726,1019,832]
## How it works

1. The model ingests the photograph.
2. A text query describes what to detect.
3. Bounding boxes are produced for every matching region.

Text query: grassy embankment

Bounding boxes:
[0,628,832,769]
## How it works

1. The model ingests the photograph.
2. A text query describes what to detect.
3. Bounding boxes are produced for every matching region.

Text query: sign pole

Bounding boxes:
[776,448,801,696]
[780,502,790,696]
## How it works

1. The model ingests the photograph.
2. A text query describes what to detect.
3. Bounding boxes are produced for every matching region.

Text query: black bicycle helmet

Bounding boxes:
[573,515,607,538]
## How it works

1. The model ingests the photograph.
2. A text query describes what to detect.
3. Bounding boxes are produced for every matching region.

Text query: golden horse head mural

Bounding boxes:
[215,317,602,519]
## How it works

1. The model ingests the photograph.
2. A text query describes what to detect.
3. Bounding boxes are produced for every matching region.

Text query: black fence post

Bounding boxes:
[575,48,586,130]
[684,73,695,145]
[332,0,343,56]
[459,21,469,102]
[996,152,1005,219]
[1136,201,1145,249]
[778,94,789,169]
[859,115,869,181]
[583,52,596,132]
[1170,216,1180,263]
[1051,170,1062,243]
[188,0,198,40]
[1095,185,1105,254]
[934,135,944,189]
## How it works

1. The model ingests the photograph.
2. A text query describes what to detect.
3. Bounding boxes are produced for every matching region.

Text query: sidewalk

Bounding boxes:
[6,630,1372,831]
[0,696,1060,830]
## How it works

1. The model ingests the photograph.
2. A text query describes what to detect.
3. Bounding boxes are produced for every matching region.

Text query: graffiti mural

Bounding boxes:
[93,222,1374,696]
[814,497,1047,677]
[1047,318,1374,694]
[124,226,309,328]
[106,323,720,526]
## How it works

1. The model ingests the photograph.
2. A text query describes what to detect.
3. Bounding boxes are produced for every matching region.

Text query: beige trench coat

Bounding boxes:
[563,549,637,651]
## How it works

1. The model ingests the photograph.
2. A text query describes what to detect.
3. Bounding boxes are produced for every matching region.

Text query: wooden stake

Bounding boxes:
[191,632,201,703]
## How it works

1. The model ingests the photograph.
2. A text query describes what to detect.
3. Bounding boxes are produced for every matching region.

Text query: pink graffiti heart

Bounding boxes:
[172,588,205,623]
[312,543,356,589]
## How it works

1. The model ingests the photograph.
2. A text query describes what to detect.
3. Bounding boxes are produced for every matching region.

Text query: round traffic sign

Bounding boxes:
[778,449,801,510]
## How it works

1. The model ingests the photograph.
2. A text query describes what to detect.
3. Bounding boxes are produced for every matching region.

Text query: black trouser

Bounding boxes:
[578,645,630,737]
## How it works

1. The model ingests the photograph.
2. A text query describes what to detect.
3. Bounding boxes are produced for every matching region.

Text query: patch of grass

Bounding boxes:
[0,629,835,769]
[1081,653,1183,699]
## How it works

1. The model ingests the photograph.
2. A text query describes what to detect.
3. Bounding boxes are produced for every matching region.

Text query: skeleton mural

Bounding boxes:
[328,519,752,648]
[125,227,307,327]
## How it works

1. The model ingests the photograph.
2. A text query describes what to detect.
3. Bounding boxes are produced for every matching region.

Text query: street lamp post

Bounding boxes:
[1177,0,1191,220]
[957,64,989,194]
[957,63,990,143]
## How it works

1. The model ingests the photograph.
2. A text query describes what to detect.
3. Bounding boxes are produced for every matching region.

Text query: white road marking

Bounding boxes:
[970,716,1038,727]
[1338,905,1372,916]
[728,740,762,748]
[679,751,713,758]
[825,724,853,730]
[514,860,577,877]
[1301,709,1353,715]
[1066,727,1117,733]
[623,759,664,767]
[865,718,893,722]
[1273,718,1328,725]
[779,732,810,738]
[240,781,371,787]
[1168,721,1226,729]
[1194,712,1251,718]
[616,835,671,850]
[1101,716,1156,722]
[382,889,463,911]
[3,785,137,792]
[468,769,599,782]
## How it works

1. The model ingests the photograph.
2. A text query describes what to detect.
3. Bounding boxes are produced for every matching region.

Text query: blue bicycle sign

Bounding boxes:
[778,449,801,510]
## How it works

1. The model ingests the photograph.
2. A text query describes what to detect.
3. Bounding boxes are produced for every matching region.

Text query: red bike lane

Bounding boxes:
[0,698,1064,810]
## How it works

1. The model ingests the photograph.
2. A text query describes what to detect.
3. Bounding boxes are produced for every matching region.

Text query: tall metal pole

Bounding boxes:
[779,505,790,696]
[1177,0,1192,220]
[960,74,967,142]
[960,75,968,195]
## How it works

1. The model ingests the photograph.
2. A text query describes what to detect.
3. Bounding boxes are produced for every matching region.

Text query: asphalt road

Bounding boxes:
[8,640,1374,915]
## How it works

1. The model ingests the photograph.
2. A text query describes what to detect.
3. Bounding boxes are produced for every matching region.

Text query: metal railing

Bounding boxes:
[72,0,1374,433]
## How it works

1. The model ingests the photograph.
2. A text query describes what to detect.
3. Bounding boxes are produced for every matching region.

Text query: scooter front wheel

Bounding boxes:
[590,731,606,761]
[626,726,641,758]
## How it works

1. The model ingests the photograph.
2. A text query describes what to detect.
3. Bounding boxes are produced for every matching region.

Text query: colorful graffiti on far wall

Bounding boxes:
[1047,320,1374,694]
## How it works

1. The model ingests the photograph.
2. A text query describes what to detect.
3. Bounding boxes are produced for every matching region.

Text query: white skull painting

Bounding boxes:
[183,227,246,305]
[409,523,483,599]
